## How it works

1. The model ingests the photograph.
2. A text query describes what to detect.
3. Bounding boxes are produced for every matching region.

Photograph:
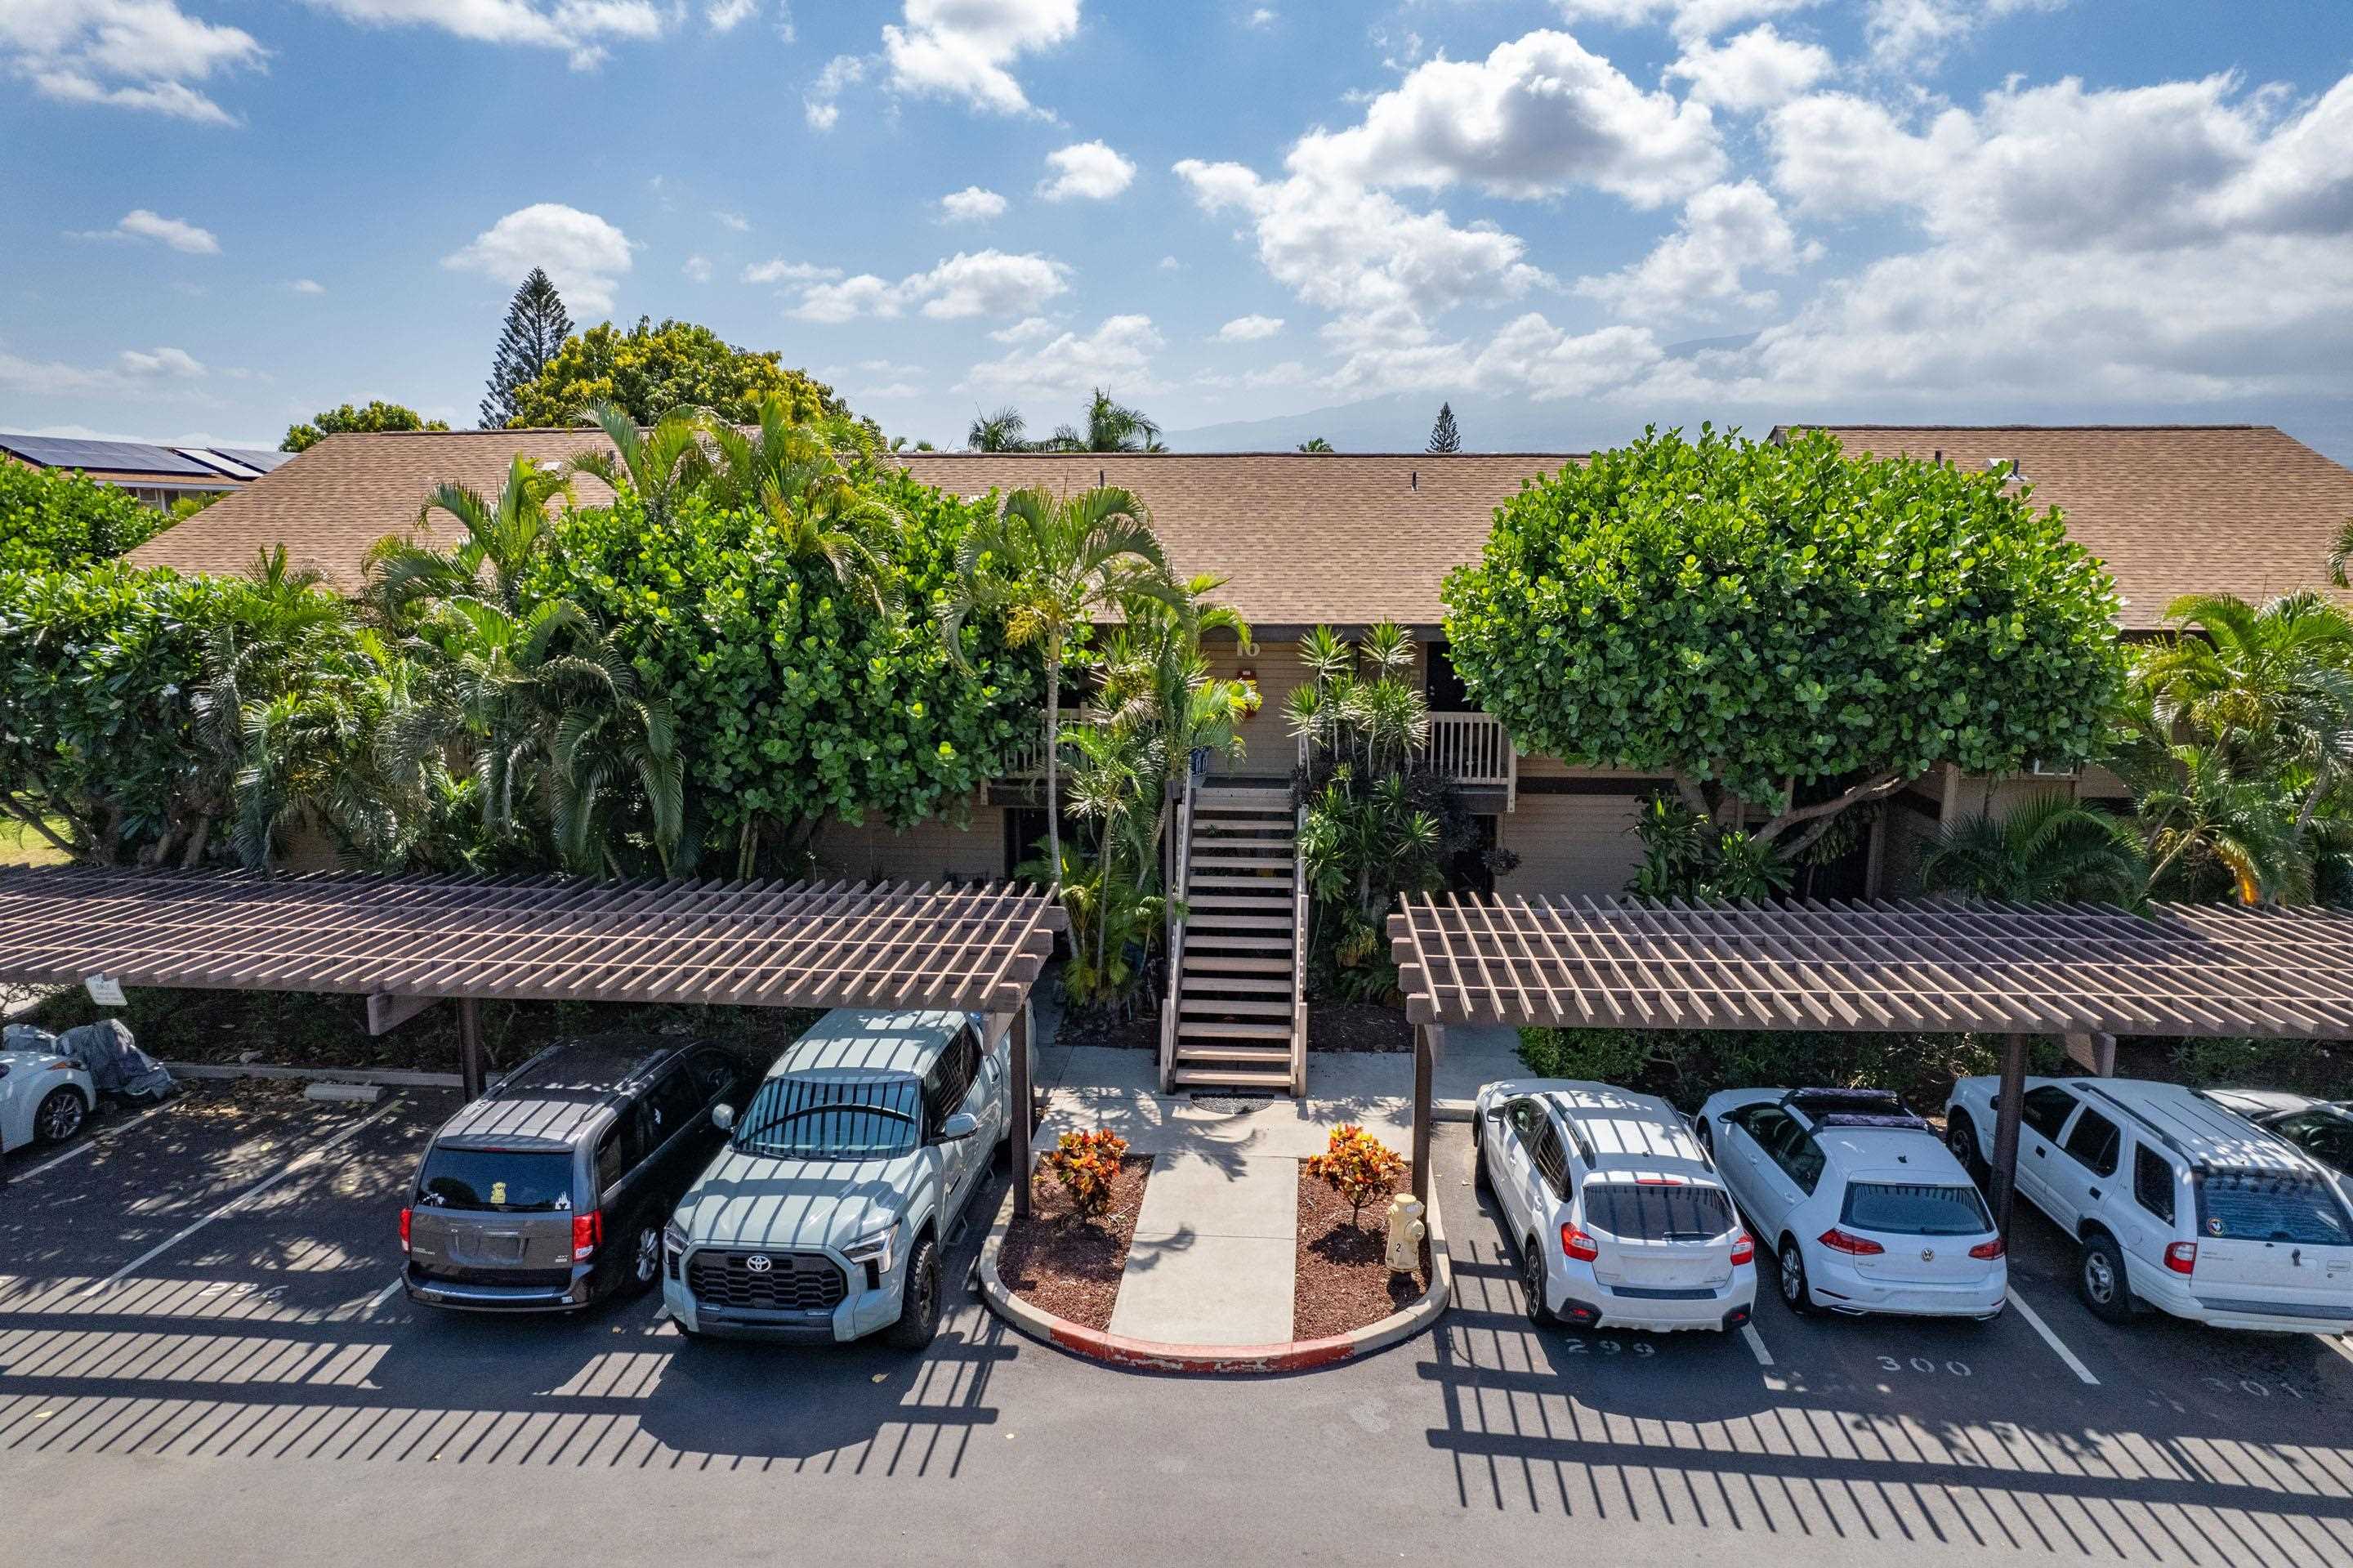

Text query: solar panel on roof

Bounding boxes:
[0,434,218,476]
[175,448,265,480]
[211,446,291,472]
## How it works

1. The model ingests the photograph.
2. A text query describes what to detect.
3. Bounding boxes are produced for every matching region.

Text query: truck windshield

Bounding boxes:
[1842,1182,1992,1236]
[734,1074,922,1159]
[2199,1173,2353,1246]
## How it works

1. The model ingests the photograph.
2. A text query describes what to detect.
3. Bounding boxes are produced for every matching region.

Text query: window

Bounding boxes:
[594,1125,626,1194]
[1741,1107,1797,1161]
[1779,1134,1827,1195]
[2269,1111,2353,1176]
[643,1068,703,1146]
[2022,1086,2080,1141]
[417,1148,572,1212]
[1841,1182,1992,1236]
[2061,1109,2121,1177]
[1507,1098,1543,1141]
[2133,1145,2176,1222]
[733,1074,923,1159]
[2198,1173,2353,1246]
[1530,1124,1572,1199]
[688,1047,736,1101]
[923,1027,980,1133]
[1583,1181,1734,1241]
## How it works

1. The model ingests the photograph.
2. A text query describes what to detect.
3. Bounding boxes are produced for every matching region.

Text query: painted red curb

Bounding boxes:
[976,1186,1452,1377]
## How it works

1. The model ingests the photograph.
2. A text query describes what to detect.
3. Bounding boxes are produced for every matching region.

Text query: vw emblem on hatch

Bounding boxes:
[744,1254,773,1273]
[1920,1248,1936,1262]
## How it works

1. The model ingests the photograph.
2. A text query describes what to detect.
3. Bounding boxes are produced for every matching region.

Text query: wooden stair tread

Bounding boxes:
[1181,932,1293,948]
[1174,1045,1293,1064]
[1183,954,1291,972]
[1172,1068,1295,1088]
[1179,974,1291,992]
[1188,893,1293,909]
[1177,1020,1292,1040]
[1181,997,1291,1016]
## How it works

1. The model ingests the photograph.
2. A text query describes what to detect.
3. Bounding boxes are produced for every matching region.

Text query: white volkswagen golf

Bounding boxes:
[1694,1086,2007,1321]
[1476,1079,1757,1333]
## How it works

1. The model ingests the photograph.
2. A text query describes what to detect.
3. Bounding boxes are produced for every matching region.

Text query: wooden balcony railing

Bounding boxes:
[1295,711,1518,810]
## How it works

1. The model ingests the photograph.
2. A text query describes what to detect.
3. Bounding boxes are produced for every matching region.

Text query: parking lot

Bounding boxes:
[6,1081,2353,1568]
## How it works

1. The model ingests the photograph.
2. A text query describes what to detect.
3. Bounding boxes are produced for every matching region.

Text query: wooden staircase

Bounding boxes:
[1160,784,1307,1094]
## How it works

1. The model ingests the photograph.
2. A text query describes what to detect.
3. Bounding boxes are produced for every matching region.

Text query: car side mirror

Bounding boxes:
[940,1111,980,1142]
[712,1103,734,1132]
[1485,1106,1507,1124]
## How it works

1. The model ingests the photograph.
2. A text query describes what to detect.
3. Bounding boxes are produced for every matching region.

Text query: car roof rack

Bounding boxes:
[1781,1086,1928,1131]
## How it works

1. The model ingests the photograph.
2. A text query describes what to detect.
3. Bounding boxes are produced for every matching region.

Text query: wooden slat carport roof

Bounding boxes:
[0,868,1066,1016]
[1389,893,2353,1039]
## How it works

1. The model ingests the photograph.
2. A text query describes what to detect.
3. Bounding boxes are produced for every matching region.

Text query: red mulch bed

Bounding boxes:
[1294,1163,1428,1340]
[997,1155,1154,1332]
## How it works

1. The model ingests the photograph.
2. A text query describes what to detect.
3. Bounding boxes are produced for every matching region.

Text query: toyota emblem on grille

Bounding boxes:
[744,1254,773,1273]
[1921,1248,1936,1262]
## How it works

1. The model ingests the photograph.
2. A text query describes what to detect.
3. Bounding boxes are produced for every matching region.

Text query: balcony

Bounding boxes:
[1297,711,1518,809]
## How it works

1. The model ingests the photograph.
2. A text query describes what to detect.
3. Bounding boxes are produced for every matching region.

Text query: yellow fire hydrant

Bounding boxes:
[1385,1193,1427,1275]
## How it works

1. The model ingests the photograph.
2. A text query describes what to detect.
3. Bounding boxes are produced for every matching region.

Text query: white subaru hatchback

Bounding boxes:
[1694,1087,2007,1321]
[1476,1079,1757,1333]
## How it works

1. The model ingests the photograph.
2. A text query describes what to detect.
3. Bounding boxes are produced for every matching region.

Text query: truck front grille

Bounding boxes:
[686,1249,846,1312]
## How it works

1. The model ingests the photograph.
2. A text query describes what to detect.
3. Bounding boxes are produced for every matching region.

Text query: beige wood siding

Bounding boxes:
[814,809,1005,883]
[1496,793,1647,896]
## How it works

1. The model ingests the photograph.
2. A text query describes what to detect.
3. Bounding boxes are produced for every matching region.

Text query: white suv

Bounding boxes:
[1945,1075,2353,1333]
[1476,1078,1757,1333]
[1694,1087,2006,1321]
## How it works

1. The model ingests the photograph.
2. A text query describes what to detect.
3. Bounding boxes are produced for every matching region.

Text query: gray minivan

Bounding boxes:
[402,1034,754,1313]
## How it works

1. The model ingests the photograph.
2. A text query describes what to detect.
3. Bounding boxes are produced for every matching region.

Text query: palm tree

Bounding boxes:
[702,398,896,603]
[1297,437,1333,453]
[967,407,1032,452]
[2140,591,2353,830]
[940,485,1183,883]
[2333,516,2352,590]
[366,453,574,621]
[566,400,711,524]
[2132,739,2309,904]
[1918,793,2147,905]
[1043,389,1164,453]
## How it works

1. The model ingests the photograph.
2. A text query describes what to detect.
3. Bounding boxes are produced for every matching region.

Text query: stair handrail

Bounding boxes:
[1159,764,1199,1092]
[1288,797,1309,1097]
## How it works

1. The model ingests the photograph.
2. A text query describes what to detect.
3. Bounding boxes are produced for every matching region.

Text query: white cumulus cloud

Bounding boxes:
[786,249,1071,323]
[75,208,222,252]
[290,277,326,294]
[1215,315,1284,342]
[743,257,843,284]
[961,313,1163,399]
[940,185,1010,222]
[1667,23,1831,113]
[881,0,1079,117]
[1038,140,1136,201]
[443,203,633,312]
[298,0,666,71]
[1575,180,1816,321]
[2,0,266,125]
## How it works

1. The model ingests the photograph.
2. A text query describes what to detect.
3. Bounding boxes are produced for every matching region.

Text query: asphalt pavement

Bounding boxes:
[5,1078,2353,1567]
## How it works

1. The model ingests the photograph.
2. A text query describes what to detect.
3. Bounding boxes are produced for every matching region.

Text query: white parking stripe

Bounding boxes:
[361,1275,405,1319]
[81,1098,407,1297]
[2006,1286,2100,1385]
[2322,1333,2353,1369]
[12,1098,176,1182]
[1740,1322,1775,1366]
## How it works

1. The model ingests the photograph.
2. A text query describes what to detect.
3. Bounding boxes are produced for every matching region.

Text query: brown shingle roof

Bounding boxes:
[128,426,2353,632]
[1784,425,2353,629]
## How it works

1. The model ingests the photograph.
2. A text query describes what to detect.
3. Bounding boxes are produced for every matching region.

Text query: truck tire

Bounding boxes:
[884,1232,941,1352]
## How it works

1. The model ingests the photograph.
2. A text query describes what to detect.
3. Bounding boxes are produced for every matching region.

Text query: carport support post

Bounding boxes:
[458,997,485,1102]
[1011,1002,1033,1221]
[1411,1022,1441,1208]
[1989,1030,2028,1239]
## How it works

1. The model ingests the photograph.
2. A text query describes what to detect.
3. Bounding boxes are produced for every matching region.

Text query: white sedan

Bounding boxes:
[1692,1086,2007,1321]
[0,1045,96,1155]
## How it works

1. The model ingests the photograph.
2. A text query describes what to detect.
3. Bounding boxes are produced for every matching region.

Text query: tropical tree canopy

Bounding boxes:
[502,316,851,430]
[282,400,450,453]
[0,460,165,572]
[1442,427,2126,860]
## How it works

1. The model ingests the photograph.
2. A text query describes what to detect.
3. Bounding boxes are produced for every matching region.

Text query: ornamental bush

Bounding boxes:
[1039,1128,1129,1219]
[1304,1124,1409,1228]
[0,461,165,572]
[1442,427,2125,861]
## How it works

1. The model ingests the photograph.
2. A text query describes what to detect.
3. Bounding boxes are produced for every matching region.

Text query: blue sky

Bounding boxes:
[5,1,2352,456]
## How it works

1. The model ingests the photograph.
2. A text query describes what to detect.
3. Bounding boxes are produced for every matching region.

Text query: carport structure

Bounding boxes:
[1388,893,2353,1233]
[0,866,1068,1215]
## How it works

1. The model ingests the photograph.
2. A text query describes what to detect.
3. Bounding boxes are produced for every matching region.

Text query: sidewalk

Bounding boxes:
[1024,1029,1520,1347]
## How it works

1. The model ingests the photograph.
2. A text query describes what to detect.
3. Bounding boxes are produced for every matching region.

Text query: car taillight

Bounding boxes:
[1818,1228,1885,1256]
[573,1210,601,1262]
[398,1207,412,1253]
[2164,1240,2197,1275]
[1968,1236,2006,1260]
[1730,1232,1755,1266]
[1560,1224,1600,1262]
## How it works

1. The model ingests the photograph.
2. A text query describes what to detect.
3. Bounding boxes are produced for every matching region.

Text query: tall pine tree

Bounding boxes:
[479,269,574,429]
[1427,401,1461,453]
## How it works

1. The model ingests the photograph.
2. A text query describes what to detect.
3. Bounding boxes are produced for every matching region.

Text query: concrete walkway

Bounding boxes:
[1025,1026,1521,1347]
